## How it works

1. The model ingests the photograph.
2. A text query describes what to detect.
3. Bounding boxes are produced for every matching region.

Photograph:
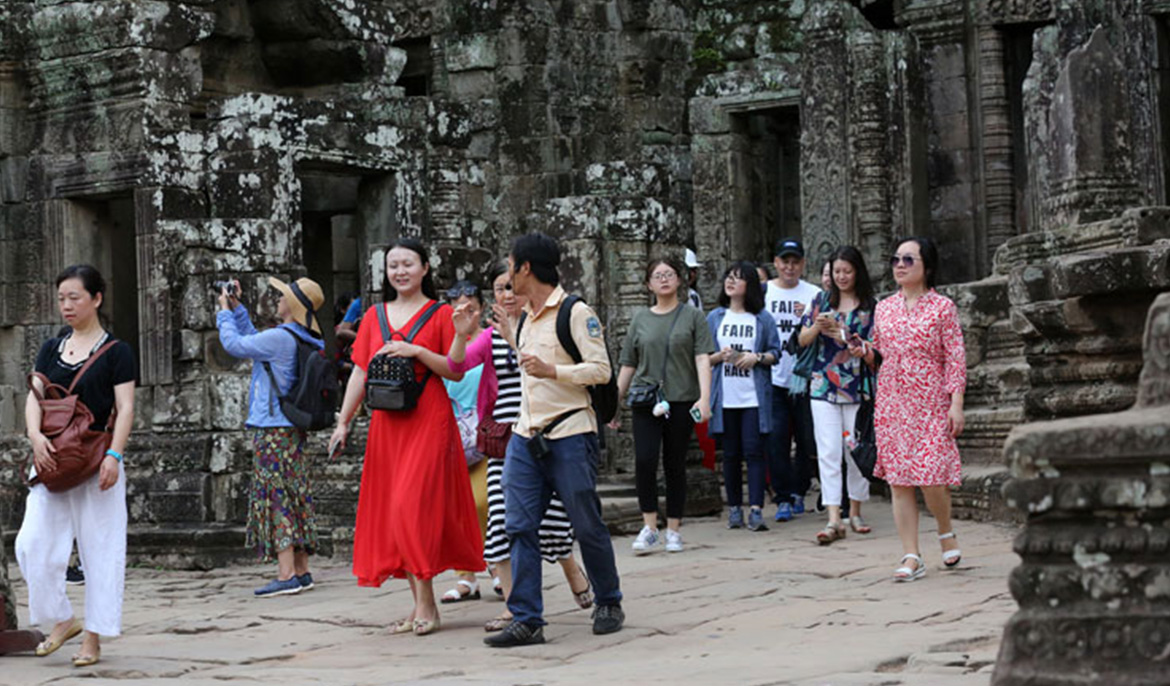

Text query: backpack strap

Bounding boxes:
[375,303,393,342]
[261,327,302,414]
[516,312,528,349]
[404,301,442,343]
[556,295,584,364]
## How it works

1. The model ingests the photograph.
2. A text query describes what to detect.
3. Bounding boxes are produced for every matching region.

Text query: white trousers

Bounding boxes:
[15,465,127,636]
[810,400,870,507]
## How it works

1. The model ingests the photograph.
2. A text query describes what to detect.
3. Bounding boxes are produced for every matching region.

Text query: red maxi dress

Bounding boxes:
[351,301,485,585]
[872,290,967,487]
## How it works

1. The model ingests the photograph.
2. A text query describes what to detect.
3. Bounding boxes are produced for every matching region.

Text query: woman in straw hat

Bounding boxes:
[216,276,325,598]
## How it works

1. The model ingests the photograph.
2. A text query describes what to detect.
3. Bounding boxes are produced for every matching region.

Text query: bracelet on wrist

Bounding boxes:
[105,449,123,462]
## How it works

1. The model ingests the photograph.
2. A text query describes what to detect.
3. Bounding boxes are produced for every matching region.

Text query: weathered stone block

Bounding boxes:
[206,373,251,431]
[151,381,207,431]
[445,33,497,72]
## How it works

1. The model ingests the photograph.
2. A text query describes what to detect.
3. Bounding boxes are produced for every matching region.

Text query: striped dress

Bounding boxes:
[483,330,575,563]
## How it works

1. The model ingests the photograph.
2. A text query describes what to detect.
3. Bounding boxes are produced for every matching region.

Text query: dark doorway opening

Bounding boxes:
[1002,25,1037,234]
[57,197,140,364]
[394,37,433,97]
[1154,16,1170,204]
[731,106,802,262]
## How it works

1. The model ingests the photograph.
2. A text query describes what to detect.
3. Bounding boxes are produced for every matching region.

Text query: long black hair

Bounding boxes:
[895,236,940,289]
[717,260,764,314]
[828,246,875,311]
[382,237,438,302]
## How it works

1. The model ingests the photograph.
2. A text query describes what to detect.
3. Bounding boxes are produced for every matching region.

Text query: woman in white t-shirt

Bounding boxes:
[706,261,782,532]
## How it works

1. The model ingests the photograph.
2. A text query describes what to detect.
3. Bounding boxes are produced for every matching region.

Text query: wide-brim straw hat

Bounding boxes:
[269,276,325,335]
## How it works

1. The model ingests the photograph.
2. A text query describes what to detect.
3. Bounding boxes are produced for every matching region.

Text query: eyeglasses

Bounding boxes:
[889,254,917,268]
[446,284,480,298]
[492,283,513,294]
[649,271,678,282]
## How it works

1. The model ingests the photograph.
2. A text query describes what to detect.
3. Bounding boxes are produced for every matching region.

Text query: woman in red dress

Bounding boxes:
[868,236,966,582]
[329,238,484,635]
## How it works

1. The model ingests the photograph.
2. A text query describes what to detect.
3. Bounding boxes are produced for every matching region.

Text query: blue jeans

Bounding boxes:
[503,432,622,626]
[767,387,816,504]
[719,408,766,508]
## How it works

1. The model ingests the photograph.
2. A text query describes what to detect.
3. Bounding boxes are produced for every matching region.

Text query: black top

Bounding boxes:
[34,334,138,430]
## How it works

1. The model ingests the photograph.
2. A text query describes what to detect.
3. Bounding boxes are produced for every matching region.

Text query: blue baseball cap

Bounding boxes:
[775,238,804,258]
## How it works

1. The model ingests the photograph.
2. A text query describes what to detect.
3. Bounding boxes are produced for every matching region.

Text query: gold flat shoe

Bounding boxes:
[412,616,440,636]
[390,617,414,634]
[72,651,101,667]
[35,619,82,657]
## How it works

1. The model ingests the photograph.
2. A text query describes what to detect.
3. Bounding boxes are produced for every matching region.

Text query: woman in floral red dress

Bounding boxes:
[329,238,484,635]
[869,236,966,582]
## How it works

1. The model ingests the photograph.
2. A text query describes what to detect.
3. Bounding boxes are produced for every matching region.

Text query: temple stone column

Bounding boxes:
[800,1,853,267]
[975,25,1018,255]
[993,292,1170,685]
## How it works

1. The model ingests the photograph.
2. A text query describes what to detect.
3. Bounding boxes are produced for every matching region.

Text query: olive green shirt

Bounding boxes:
[619,304,715,403]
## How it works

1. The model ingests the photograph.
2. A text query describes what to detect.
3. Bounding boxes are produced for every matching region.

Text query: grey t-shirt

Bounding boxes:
[619,304,715,403]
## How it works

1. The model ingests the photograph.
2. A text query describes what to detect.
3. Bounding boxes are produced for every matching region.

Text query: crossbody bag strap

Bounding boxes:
[65,340,118,395]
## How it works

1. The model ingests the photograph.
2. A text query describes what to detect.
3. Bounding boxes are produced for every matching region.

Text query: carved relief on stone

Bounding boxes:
[1136,292,1170,407]
[981,0,1056,25]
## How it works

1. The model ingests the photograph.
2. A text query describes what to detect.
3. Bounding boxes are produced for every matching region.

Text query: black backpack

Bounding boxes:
[364,302,443,412]
[263,328,339,432]
[517,295,619,425]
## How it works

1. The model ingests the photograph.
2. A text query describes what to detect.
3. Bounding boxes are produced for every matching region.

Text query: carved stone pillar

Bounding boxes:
[976,26,1018,256]
[993,292,1170,685]
[848,28,894,275]
[800,1,852,267]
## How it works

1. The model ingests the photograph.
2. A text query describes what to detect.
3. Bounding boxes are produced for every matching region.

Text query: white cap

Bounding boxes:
[684,248,700,268]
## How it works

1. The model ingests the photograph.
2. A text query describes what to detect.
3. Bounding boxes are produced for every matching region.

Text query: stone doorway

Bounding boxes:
[730,105,802,264]
[1002,24,1036,236]
[48,196,140,362]
[297,169,396,354]
[1154,15,1170,204]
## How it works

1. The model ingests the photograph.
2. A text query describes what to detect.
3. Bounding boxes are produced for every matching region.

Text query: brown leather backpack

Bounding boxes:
[26,341,118,492]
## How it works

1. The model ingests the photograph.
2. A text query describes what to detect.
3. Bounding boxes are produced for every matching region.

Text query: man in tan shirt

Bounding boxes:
[484,233,624,648]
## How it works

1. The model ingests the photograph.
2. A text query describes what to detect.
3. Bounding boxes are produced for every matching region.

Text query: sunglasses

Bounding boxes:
[446,284,480,298]
[889,254,918,268]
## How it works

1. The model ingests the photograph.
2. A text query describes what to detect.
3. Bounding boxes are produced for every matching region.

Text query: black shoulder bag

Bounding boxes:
[365,301,443,412]
[626,304,684,408]
[851,349,883,482]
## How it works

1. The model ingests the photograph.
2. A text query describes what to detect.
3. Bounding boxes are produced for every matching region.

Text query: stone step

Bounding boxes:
[992,206,1170,275]
[951,464,1018,523]
[985,319,1025,360]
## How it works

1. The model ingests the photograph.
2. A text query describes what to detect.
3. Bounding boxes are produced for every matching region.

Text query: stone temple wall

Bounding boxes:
[1,0,1169,564]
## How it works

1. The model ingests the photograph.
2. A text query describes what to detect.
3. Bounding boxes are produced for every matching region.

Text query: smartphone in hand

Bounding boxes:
[847,333,863,349]
[328,438,343,460]
[689,406,703,423]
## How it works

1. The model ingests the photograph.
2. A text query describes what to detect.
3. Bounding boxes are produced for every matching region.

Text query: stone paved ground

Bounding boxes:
[3,506,1018,686]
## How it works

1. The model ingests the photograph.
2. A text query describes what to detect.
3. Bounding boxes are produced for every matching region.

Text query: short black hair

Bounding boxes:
[645,256,685,290]
[895,236,940,289]
[488,260,510,285]
[382,237,438,302]
[828,246,875,311]
[509,232,560,287]
[717,260,765,314]
[55,264,105,305]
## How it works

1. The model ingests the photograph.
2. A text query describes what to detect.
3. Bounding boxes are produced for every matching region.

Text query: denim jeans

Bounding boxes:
[720,407,766,508]
[767,387,816,504]
[503,431,622,626]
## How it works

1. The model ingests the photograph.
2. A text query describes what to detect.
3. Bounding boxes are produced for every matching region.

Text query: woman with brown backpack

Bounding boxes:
[16,265,136,667]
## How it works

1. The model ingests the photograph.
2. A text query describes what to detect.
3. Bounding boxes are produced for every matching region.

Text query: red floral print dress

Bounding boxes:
[872,290,967,486]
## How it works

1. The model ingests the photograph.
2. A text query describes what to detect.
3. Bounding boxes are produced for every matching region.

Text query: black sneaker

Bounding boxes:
[65,565,85,586]
[484,620,545,648]
[592,603,625,635]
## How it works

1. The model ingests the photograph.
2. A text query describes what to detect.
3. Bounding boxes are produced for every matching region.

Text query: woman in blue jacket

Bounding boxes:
[217,277,326,598]
[707,261,781,532]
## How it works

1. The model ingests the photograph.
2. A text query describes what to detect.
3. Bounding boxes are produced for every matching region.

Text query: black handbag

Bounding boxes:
[626,304,684,408]
[851,353,882,482]
[365,302,442,412]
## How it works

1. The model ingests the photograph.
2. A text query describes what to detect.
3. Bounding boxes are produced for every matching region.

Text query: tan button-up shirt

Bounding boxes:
[514,286,612,440]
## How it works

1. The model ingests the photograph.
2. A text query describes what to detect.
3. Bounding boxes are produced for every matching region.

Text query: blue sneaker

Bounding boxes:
[747,508,768,532]
[254,577,303,598]
[298,573,314,591]
[727,506,744,529]
[774,502,793,522]
[792,495,805,515]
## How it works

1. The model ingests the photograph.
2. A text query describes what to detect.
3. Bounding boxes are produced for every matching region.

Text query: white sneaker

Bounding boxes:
[631,526,661,555]
[664,529,684,553]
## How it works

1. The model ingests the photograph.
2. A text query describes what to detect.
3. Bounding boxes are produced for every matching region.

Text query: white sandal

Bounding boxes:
[893,553,926,582]
[440,578,481,603]
[939,532,962,567]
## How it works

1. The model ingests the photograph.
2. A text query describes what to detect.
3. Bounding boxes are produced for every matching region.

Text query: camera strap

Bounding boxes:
[539,407,582,437]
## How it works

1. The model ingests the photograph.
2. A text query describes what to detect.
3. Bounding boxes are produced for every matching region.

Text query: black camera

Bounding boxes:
[213,279,239,296]
[527,432,553,461]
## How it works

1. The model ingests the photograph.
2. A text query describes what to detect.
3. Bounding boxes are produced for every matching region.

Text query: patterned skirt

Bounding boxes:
[247,427,318,562]
[483,458,575,564]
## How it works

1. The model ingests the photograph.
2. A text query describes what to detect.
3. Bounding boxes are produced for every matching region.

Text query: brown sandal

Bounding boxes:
[816,522,847,545]
[569,566,593,609]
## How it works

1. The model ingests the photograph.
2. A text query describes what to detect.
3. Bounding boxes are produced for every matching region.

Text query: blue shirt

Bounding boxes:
[216,305,324,428]
[342,298,363,324]
[706,307,782,435]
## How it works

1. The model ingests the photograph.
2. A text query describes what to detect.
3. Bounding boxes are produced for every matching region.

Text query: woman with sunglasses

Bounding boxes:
[707,261,781,532]
[449,262,592,632]
[798,246,876,545]
[868,237,966,581]
[612,257,714,554]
